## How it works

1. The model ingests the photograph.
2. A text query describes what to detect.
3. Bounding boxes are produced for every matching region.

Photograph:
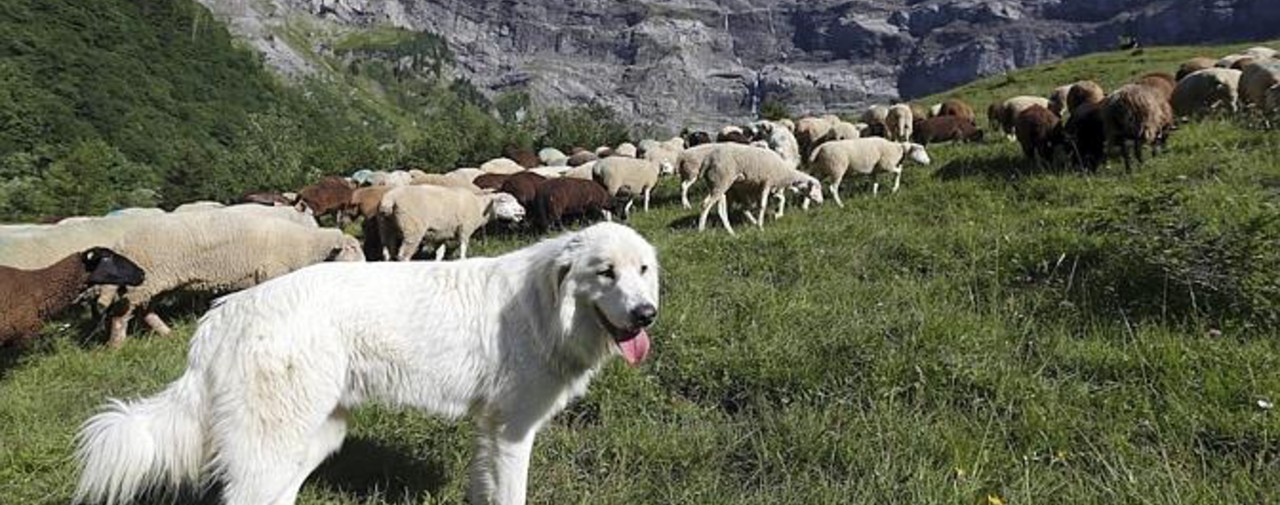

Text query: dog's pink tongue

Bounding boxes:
[618,329,651,366]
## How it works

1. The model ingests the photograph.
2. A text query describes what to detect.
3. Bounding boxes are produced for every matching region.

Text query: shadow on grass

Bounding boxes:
[309,436,448,502]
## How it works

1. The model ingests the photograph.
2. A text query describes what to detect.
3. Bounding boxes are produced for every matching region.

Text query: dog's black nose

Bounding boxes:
[630,304,657,327]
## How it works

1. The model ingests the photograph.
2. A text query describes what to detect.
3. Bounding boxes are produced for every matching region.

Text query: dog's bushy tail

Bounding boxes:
[74,370,207,504]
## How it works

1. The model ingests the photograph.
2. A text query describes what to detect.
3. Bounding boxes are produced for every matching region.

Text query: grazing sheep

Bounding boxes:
[296,176,357,224]
[807,137,931,207]
[1048,85,1072,116]
[98,213,363,345]
[938,99,977,125]
[1103,84,1174,172]
[173,201,224,213]
[480,157,525,175]
[641,144,681,176]
[531,178,615,230]
[1238,61,1280,111]
[1067,81,1106,112]
[1218,53,1252,69]
[446,167,485,183]
[592,157,663,217]
[473,173,511,191]
[370,170,412,187]
[885,104,914,142]
[697,144,824,235]
[676,143,719,208]
[795,115,838,159]
[408,170,486,194]
[595,146,615,158]
[563,161,596,180]
[1245,46,1278,59]
[538,147,568,165]
[499,171,549,209]
[1178,57,1218,81]
[615,142,638,158]
[379,185,525,261]
[1064,101,1106,172]
[1135,72,1177,102]
[993,96,1051,136]
[912,116,984,145]
[1172,68,1243,117]
[862,105,890,131]
[503,146,540,168]
[0,248,145,345]
[1015,105,1066,168]
[566,150,598,167]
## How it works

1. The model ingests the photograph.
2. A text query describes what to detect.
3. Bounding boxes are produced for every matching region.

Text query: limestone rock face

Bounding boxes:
[198,0,1280,130]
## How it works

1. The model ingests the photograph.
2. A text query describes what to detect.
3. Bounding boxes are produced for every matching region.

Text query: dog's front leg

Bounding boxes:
[491,423,538,505]
[468,417,498,504]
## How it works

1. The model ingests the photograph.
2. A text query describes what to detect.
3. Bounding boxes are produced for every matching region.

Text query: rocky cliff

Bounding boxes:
[198,0,1280,131]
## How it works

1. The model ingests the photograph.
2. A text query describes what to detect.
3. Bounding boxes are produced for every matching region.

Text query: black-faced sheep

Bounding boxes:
[1103,84,1175,172]
[1015,105,1065,168]
[531,178,616,231]
[0,248,144,345]
[911,116,984,145]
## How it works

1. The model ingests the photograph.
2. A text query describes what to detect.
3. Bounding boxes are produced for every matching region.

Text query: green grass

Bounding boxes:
[3,42,1280,504]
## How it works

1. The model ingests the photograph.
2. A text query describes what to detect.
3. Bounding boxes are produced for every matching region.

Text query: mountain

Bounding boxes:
[202,0,1280,131]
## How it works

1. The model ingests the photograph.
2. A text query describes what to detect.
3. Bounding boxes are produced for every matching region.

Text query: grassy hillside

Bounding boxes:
[2,42,1280,504]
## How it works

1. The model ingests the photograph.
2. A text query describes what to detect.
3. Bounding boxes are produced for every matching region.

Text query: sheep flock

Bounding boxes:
[0,44,1277,348]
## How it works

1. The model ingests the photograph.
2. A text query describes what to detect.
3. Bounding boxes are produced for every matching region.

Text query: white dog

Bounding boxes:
[74,222,660,505]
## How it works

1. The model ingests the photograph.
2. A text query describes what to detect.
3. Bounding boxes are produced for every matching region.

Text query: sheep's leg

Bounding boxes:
[831,173,845,208]
[603,209,613,222]
[872,174,881,196]
[774,193,786,219]
[680,180,695,209]
[1118,140,1132,173]
[717,196,735,236]
[434,244,448,261]
[396,235,422,261]
[1134,140,1146,165]
[458,237,469,260]
[891,170,902,193]
[743,209,759,226]
[755,188,769,228]
[643,187,651,212]
[624,198,635,219]
[107,302,135,348]
[697,195,719,231]
[143,312,172,336]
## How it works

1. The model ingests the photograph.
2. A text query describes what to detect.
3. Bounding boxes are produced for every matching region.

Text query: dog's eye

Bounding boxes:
[640,265,649,275]
[598,266,616,280]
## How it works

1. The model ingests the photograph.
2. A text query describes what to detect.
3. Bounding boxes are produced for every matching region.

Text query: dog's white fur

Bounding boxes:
[74,222,660,505]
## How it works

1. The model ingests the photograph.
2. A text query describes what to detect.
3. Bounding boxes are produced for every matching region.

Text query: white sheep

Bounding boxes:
[641,143,682,176]
[862,105,890,130]
[807,137,932,207]
[408,170,486,193]
[696,143,824,235]
[537,147,567,165]
[1245,46,1278,59]
[755,120,802,169]
[994,96,1052,138]
[526,166,569,178]
[831,121,861,141]
[96,212,362,345]
[676,143,720,208]
[777,118,795,132]
[368,170,412,187]
[446,167,485,183]
[885,104,914,142]
[592,156,665,216]
[479,157,525,175]
[379,185,525,261]
[1172,68,1243,117]
[1218,53,1252,68]
[563,161,597,180]
[615,142,638,158]
[172,201,224,212]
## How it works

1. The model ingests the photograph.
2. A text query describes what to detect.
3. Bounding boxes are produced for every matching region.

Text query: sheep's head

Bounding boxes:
[328,235,365,262]
[906,143,932,165]
[82,247,146,287]
[790,175,824,206]
[489,192,526,223]
[658,161,675,177]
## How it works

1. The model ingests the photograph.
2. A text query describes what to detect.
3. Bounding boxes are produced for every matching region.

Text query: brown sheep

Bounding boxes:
[911,116,984,145]
[1067,81,1106,112]
[347,186,394,261]
[499,171,549,209]
[937,99,977,125]
[296,176,356,225]
[566,150,598,167]
[1177,57,1217,81]
[1135,72,1176,102]
[1,248,145,345]
[1064,101,1107,173]
[717,129,752,144]
[503,146,540,168]
[1103,84,1174,172]
[531,178,615,231]
[1015,105,1065,168]
[473,173,511,191]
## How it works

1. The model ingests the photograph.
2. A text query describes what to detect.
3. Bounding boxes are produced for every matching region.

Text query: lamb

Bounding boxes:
[697,144,824,235]
[911,115,984,145]
[1178,57,1218,81]
[538,147,568,165]
[676,143,720,208]
[615,142,638,158]
[480,157,525,175]
[447,167,485,183]
[1015,105,1066,168]
[531,178,615,231]
[378,185,525,261]
[97,212,363,345]
[296,175,357,224]
[592,156,664,217]
[499,171,549,209]
[993,96,1051,136]
[1102,83,1174,172]
[937,99,977,125]
[1238,61,1280,111]
[884,104,914,142]
[806,137,931,208]
[0,248,145,345]
[1172,68,1243,117]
